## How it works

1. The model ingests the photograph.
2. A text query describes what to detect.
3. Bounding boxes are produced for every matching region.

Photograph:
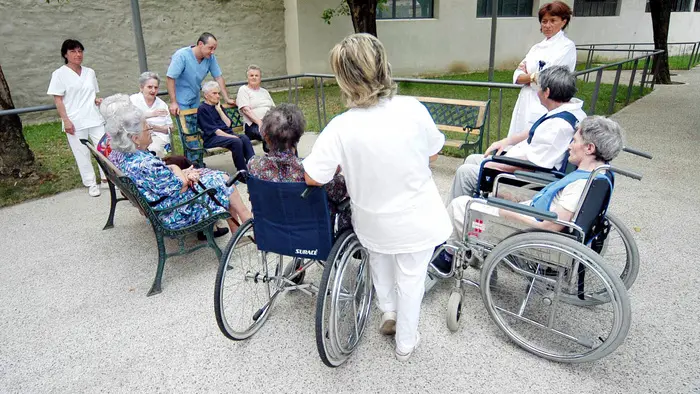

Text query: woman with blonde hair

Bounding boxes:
[303,33,451,361]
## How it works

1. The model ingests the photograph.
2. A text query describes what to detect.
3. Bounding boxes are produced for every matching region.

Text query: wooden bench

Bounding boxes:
[81,140,232,296]
[175,104,244,168]
[409,96,490,155]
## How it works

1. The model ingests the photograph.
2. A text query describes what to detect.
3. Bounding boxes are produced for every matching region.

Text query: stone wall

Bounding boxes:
[0,0,286,123]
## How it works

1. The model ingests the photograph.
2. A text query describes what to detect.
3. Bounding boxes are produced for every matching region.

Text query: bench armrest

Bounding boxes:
[486,197,558,221]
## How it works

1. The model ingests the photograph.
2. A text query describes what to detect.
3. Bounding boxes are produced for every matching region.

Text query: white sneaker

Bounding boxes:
[396,332,421,362]
[88,184,101,197]
[379,311,397,336]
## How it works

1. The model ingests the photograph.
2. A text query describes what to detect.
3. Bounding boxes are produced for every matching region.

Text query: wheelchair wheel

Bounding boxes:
[446,291,463,332]
[480,232,631,363]
[315,230,374,367]
[599,213,640,290]
[214,219,284,340]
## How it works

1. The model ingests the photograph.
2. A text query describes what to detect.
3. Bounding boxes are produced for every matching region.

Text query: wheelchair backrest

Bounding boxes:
[246,176,334,261]
[572,171,614,241]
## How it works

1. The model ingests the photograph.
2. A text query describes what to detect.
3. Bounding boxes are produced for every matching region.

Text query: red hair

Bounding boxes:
[538,1,573,29]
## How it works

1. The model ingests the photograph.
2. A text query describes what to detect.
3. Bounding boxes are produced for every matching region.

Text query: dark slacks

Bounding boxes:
[244,123,269,153]
[204,133,255,172]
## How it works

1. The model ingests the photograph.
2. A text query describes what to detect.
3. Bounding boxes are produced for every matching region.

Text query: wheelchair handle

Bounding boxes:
[622,146,653,160]
[225,170,249,187]
[609,166,643,181]
[301,186,316,199]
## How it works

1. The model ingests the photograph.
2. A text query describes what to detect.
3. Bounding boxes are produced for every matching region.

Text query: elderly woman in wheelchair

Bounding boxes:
[429,116,640,362]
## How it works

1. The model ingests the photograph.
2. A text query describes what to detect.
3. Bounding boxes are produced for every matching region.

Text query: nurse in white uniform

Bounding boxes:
[48,39,106,197]
[507,1,577,139]
[303,34,451,362]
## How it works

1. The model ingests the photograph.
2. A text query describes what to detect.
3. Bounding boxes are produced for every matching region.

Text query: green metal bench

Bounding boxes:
[82,140,232,296]
[174,104,244,168]
[409,96,490,155]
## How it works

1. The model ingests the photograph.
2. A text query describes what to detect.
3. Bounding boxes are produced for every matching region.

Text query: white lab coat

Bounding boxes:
[507,31,577,138]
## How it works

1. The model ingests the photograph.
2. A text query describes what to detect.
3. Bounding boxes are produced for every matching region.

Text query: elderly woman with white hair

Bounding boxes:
[237,65,275,152]
[101,95,252,231]
[303,33,452,361]
[129,71,173,158]
[444,115,624,245]
[197,80,255,172]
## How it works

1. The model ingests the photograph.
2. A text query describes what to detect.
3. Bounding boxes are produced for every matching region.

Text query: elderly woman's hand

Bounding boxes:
[183,166,201,184]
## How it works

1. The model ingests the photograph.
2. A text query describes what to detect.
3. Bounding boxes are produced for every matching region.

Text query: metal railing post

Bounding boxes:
[320,77,327,127]
[589,68,604,114]
[287,77,292,103]
[313,77,322,132]
[625,59,639,106]
[639,56,650,96]
[497,88,503,141]
[608,64,623,115]
[294,77,299,105]
[651,51,661,90]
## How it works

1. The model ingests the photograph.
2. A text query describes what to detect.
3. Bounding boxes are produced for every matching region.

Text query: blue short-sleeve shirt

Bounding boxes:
[166,46,223,109]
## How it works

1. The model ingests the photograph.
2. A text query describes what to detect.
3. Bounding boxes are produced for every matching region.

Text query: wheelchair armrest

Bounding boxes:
[337,197,351,212]
[486,197,558,221]
[301,186,317,199]
[225,170,249,187]
[487,155,554,173]
[512,170,560,185]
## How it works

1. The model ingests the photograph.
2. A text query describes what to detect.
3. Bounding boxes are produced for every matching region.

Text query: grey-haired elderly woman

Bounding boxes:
[445,115,624,242]
[129,71,173,157]
[247,103,350,229]
[237,65,275,152]
[101,95,252,231]
[448,65,586,202]
[197,80,255,172]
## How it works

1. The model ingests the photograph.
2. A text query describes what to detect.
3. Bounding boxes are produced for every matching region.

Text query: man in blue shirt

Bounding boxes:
[166,32,236,115]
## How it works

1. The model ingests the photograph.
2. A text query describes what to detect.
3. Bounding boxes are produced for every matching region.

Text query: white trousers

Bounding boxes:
[448,154,485,203]
[368,247,433,354]
[66,125,106,187]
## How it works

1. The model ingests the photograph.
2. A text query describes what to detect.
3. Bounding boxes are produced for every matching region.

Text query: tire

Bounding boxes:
[598,213,640,290]
[446,291,462,332]
[315,230,374,367]
[480,232,631,363]
[214,219,284,340]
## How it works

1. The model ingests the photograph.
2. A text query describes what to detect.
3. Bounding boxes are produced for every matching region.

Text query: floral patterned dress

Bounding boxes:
[111,150,234,230]
[248,149,351,230]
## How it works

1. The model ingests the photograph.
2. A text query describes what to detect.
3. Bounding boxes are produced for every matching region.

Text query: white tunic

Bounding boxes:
[129,93,173,129]
[47,65,104,131]
[506,98,586,170]
[236,85,275,126]
[303,96,452,254]
[507,31,577,138]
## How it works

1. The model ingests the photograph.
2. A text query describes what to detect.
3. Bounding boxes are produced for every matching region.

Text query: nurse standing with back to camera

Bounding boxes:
[507,1,577,138]
[303,33,451,362]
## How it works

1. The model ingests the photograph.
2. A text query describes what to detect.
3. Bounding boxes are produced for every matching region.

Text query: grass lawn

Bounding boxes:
[2,69,651,207]
[576,54,700,72]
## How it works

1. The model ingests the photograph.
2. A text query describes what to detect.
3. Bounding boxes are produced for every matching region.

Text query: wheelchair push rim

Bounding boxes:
[315,230,374,367]
[214,219,286,341]
[480,232,631,363]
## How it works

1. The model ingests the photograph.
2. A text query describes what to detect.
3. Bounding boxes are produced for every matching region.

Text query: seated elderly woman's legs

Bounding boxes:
[448,154,484,202]
[205,135,249,172]
[238,134,256,163]
[245,123,268,153]
[226,187,252,231]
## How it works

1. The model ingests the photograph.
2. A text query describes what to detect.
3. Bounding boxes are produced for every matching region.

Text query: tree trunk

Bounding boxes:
[649,0,672,84]
[0,64,35,178]
[347,0,378,37]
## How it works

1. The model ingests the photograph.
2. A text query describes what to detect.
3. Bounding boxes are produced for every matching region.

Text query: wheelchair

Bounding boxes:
[431,162,645,363]
[473,146,651,293]
[213,176,373,367]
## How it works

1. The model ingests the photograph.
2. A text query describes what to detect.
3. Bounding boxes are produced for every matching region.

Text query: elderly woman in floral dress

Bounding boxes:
[100,95,251,231]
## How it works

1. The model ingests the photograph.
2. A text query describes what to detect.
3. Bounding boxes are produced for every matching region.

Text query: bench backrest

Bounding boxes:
[174,104,244,167]
[246,176,334,261]
[413,96,489,135]
[82,140,163,228]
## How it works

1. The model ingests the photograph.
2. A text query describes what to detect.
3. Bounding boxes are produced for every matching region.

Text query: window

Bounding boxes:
[574,0,619,16]
[645,0,691,12]
[377,0,434,19]
[476,0,533,17]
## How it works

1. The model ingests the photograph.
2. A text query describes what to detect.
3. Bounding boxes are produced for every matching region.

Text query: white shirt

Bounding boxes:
[236,85,275,126]
[506,98,586,170]
[507,31,577,138]
[303,96,452,254]
[129,93,173,129]
[47,65,104,131]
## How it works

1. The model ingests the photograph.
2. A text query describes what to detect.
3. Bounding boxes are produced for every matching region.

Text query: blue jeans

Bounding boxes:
[204,133,255,172]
